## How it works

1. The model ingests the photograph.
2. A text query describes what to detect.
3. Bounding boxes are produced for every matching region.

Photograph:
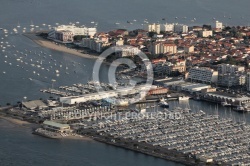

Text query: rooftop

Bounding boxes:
[43,120,70,128]
[22,100,47,110]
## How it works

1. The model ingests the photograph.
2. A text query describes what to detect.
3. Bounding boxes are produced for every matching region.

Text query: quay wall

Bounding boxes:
[79,129,204,166]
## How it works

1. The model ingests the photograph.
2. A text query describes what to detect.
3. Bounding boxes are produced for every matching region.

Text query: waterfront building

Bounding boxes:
[154,77,185,87]
[214,20,223,29]
[150,42,177,55]
[82,36,110,53]
[48,25,97,42]
[54,30,74,43]
[187,67,218,84]
[147,87,169,95]
[161,23,174,32]
[203,91,250,105]
[59,85,152,105]
[199,30,213,38]
[217,64,246,87]
[115,46,141,57]
[247,73,250,91]
[88,28,98,37]
[176,82,211,94]
[153,60,186,76]
[217,64,245,74]
[174,24,188,33]
[54,25,97,36]
[22,100,47,110]
[144,23,161,34]
[43,120,71,133]
[217,73,246,87]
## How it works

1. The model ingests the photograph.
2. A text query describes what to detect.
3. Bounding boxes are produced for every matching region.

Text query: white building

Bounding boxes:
[178,83,211,94]
[60,85,152,105]
[48,25,97,40]
[215,21,223,29]
[187,67,218,84]
[145,23,161,34]
[218,73,246,87]
[217,64,245,74]
[161,23,175,32]
[247,73,250,91]
[54,30,74,43]
[115,46,141,57]
[43,121,71,133]
[174,24,188,33]
[199,30,213,37]
[82,38,109,53]
[87,28,98,37]
[116,38,124,46]
[150,42,177,55]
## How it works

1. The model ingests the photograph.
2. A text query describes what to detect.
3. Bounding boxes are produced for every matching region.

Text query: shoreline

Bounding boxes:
[17,32,191,165]
[0,114,92,141]
[0,114,37,128]
[23,32,123,67]
[23,32,99,60]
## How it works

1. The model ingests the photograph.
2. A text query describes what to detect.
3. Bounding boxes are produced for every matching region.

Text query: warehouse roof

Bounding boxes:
[43,120,70,129]
[22,100,47,110]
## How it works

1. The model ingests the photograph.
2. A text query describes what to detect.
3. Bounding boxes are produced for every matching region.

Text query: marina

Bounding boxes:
[1,0,250,166]
[77,107,250,165]
[2,25,250,165]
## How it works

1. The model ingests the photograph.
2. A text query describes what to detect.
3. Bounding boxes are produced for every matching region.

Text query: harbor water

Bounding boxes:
[1,0,250,165]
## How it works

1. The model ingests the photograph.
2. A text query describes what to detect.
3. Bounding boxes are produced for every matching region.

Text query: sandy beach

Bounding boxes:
[23,32,99,60]
[0,114,38,128]
[0,114,93,141]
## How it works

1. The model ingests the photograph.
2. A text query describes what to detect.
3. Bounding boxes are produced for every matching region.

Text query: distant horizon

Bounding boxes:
[0,0,250,31]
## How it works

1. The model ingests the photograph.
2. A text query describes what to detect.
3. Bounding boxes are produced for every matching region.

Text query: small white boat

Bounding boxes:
[159,98,169,108]
[221,101,231,107]
[233,105,245,112]
[178,96,190,101]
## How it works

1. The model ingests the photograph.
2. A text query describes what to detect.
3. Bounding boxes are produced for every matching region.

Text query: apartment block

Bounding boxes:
[150,42,177,55]
[217,64,245,74]
[187,67,218,84]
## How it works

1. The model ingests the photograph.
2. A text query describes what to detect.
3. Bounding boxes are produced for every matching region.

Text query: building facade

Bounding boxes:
[48,25,97,42]
[153,60,186,76]
[54,30,74,43]
[174,24,188,33]
[247,73,250,91]
[82,38,110,53]
[215,21,223,29]
[150,42,177,55]
[199,30,213,37]
[187,67,218,84]
[161,23,175,32]
[115,46,141,57]
[145,23,161,34]
[217,64,245,74]
[218,73,246,87]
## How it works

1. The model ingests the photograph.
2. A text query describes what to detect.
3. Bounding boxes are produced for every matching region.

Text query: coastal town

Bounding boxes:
[2,19,250,165]
[36,20,250,111]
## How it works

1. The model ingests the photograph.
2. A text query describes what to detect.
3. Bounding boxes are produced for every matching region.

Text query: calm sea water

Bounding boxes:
[0,0,250,165]
[0,119,183,166]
